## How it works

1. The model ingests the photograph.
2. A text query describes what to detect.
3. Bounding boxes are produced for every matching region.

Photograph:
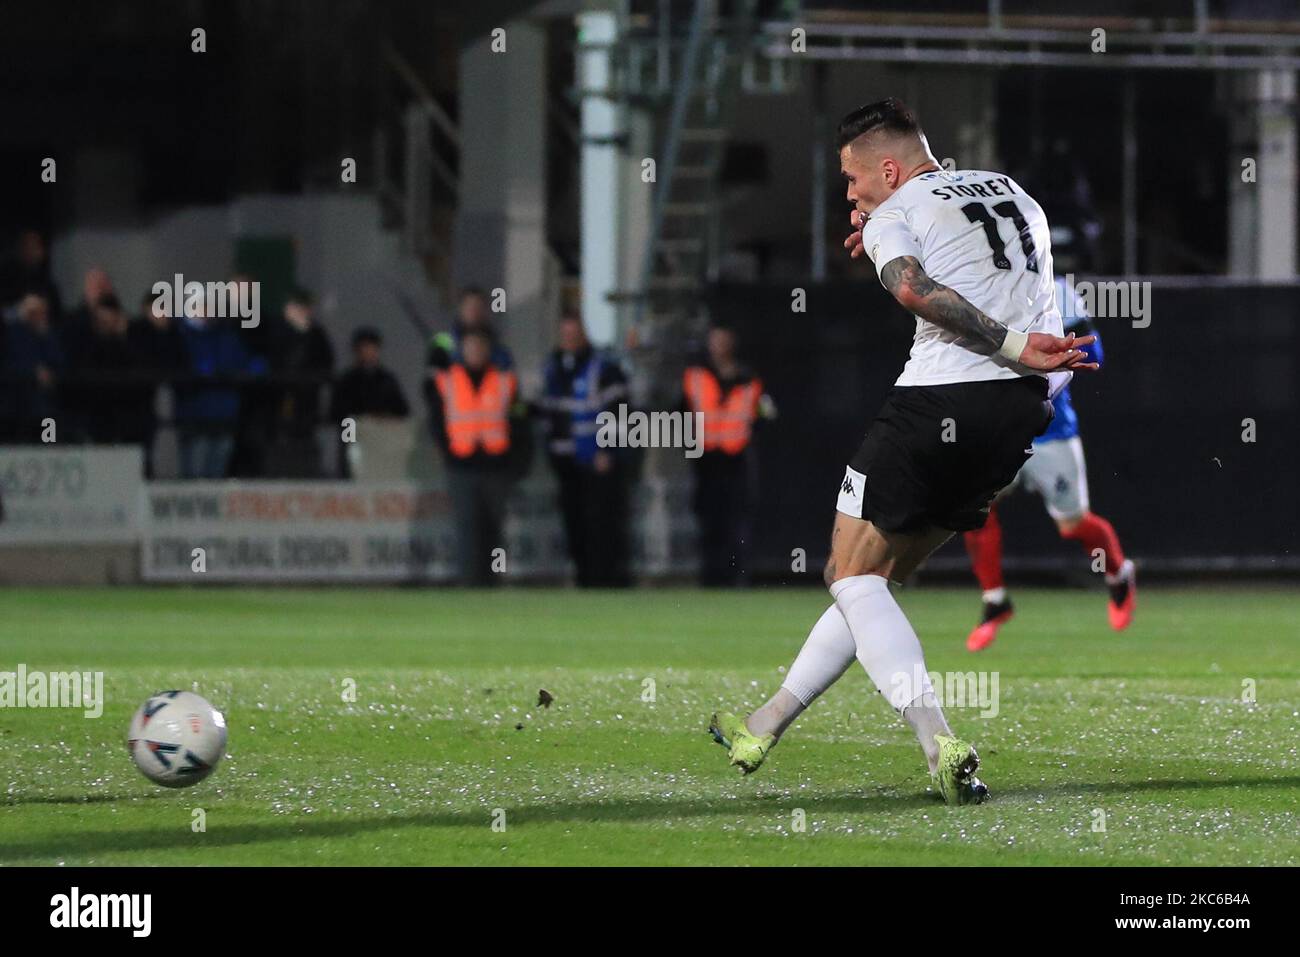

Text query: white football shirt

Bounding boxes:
[861,168,1063,387]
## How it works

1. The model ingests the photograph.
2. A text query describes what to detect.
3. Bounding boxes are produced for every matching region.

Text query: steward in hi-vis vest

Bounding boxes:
[682,364,763,456]
[434,363,515,459]
[424,328,521,586]
[682,325,774,587]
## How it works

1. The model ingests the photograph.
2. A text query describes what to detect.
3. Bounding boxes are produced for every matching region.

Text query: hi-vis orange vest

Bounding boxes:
[682,366,762,455]
[434,364,516,458]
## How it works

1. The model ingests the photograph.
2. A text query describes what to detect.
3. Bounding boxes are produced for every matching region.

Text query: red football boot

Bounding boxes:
[1107,560,1137,631]
[967,598,1015,652]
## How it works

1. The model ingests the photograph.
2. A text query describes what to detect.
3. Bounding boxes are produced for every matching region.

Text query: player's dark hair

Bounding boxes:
[836,98,923,150]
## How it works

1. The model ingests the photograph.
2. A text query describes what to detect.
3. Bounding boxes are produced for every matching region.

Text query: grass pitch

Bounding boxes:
[1,585,1297,866]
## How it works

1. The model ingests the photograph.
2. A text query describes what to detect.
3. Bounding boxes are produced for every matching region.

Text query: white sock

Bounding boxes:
[900,691,951,772]
[745,688,803,740]
[781,604,857,706]
[830,574,951,769]
[754,605,863,738]
[1105,558,1134,586]
[982,587,1007,605]
[749,605,857,739]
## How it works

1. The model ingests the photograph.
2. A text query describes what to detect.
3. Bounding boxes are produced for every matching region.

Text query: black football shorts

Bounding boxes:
[836,375,1053,533]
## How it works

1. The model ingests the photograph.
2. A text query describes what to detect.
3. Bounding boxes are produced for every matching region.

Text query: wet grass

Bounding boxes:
[1,585,1297,865]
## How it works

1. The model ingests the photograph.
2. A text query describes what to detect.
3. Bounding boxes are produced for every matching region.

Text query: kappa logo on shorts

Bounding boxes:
[841,474,856,496]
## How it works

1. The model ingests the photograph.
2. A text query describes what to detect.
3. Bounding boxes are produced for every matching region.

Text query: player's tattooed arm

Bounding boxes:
[879,256,1006,355]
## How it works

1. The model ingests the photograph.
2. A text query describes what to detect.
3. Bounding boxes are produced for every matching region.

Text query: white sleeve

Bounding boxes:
[862,208,923,282]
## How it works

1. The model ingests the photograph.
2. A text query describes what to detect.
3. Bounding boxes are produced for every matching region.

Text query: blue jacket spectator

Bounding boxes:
[533,314,632,588]
[2,294,65,441]
[539,342,627,467]
[175,313,266,425]
[174,310,267,479]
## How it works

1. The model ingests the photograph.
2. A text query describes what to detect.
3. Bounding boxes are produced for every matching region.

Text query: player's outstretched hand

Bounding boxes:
[1014,331,1099,372]
[844,210,867,259]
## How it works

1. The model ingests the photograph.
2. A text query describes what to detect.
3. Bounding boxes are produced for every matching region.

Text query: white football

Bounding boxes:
[127,691,227,788]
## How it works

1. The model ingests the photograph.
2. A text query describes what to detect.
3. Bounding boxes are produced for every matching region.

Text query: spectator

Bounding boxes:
[0,230,63,318]
[329,327,410,477]
[426,326,521,585]
[265,288,334,477]
[536,313,631,587]
[228,273,275,478]
[331,327,409,420]
[174,301,264,479]
[1,294,65,442]
[66,267,115,337]
[128,292,188,477]
[64,293,138,443]
[682,325,773,587]
[231,273,271,359]
[427,286,513,372]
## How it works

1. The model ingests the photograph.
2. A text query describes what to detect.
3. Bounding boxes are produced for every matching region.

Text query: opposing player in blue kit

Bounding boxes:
[963,273,1136,651]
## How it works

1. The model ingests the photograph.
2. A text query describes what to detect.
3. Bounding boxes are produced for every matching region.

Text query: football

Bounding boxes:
[127,691,228,788]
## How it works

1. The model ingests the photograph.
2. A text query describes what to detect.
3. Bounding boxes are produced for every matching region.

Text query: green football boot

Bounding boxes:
[932,734,990,805]
[708,711,774,775]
